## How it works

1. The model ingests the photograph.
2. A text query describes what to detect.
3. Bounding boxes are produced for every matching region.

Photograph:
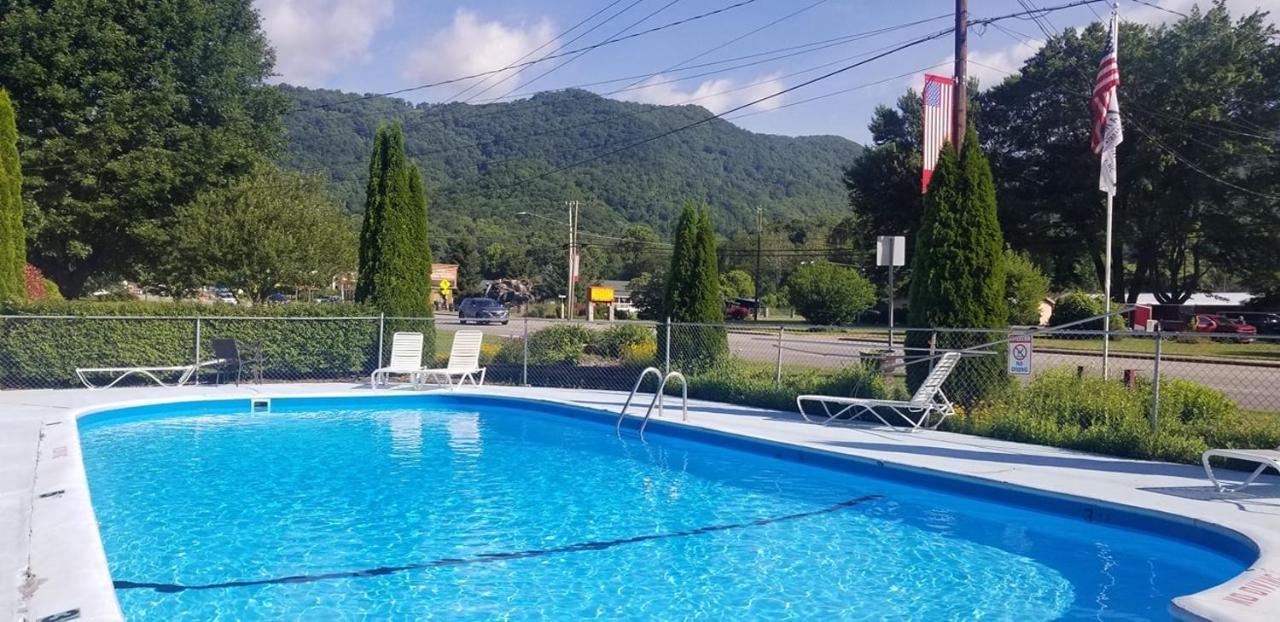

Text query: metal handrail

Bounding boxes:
[616,368,688,441]
[637,372,688,441]
[616,367,664,435]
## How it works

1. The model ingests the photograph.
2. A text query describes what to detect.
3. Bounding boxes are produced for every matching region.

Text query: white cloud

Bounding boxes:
[619,73,787,114]
[255,0,395,85]
[402,10,557,100]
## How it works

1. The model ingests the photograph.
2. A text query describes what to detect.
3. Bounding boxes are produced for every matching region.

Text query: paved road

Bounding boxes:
[435,316,1280,411]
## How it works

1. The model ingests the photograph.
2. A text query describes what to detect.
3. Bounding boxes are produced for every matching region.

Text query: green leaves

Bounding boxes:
[785,261,875,326]
[0,89,24,302]
[157,165,355,301]
[906,128,1008,403]
[0,0,286,296]
[356,124,433,319]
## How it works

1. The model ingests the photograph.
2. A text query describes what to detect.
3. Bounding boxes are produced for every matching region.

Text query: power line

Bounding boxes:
[610,0,828,95]
[1127,0,1187,19]
[294,0,760,113]
[489,0,688,103]
[446,0,633,103]
[281,15,954,154]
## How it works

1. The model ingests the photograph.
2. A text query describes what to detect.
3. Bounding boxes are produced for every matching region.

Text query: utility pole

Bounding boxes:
[565,200,579,319]
[953,0,968,152]
[753,206,763,321]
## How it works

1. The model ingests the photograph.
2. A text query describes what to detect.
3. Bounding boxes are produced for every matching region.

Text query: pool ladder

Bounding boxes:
[616,367,687,441]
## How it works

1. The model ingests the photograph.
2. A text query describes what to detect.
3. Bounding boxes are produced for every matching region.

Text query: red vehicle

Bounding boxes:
[1190,314,1258,342]
[724,299,753,321]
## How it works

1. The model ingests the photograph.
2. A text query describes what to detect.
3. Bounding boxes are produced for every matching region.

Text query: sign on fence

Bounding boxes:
[1008,334,1033,375]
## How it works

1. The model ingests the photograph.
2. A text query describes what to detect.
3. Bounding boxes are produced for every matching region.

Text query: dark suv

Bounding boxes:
[1220,311,1280,335]
[458,297,509,325]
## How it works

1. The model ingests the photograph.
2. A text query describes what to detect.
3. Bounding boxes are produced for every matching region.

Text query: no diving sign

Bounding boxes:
[1008,335,1032,376]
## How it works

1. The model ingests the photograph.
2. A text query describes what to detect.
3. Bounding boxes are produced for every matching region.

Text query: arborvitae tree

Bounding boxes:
[661,202,727,373]
[905,126,1008,403]
[0,89,24,302]
[356,124,434,356]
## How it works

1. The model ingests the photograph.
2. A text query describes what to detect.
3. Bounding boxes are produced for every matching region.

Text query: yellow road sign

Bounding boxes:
[439,279,451,293]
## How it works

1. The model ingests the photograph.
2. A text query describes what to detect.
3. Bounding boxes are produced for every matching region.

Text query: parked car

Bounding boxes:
[459,297,509,325]
[724,298,754,321]
[266,292,290,304]
[1220,311,1280,335]
[1190,314,1258,342]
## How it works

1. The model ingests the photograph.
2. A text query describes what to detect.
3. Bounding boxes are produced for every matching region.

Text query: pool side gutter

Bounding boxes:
[4,383,1280,622]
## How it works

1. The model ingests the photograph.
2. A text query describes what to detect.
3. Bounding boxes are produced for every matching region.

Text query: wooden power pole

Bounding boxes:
[953,0,968,152]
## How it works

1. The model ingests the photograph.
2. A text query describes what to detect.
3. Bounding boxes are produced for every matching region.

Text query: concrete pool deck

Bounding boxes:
[2,383,1280,621]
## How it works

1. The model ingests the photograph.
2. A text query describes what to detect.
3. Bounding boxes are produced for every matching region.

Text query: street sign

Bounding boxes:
[877,235,905,267]
[1008,335,1032,376]
[438,279,451,295]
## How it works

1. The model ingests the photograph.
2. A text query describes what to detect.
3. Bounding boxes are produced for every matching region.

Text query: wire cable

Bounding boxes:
[292,0,761,113]
[445,0,633,103]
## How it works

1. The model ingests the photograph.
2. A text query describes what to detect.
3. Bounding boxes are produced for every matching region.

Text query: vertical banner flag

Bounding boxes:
[1092,11,1123,193]
[921,73,954,193]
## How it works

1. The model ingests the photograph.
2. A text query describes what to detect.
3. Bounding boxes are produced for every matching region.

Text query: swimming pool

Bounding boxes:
[79,395,1251,620]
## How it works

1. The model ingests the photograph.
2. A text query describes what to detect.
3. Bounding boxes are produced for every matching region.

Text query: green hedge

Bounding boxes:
[0,301,434,387]
[948,368,1280,464]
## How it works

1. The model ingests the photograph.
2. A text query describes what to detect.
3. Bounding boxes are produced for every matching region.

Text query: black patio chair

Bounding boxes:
[211,338,243,386]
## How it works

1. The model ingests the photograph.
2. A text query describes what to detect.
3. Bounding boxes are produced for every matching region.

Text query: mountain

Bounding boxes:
[278,86,862,238]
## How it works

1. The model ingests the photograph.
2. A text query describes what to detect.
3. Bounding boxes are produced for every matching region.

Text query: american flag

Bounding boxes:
[921,73,953,193]
[1093,11,1123,192]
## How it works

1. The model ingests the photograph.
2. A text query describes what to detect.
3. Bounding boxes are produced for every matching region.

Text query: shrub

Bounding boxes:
[1048,291,1125,335]
[0,300,389,387]
[1005,250,1049,326]
[785,261,876,325]
[591,324,655,359]
[620,340,657,366]
[524,324,596,365]
[946,367,1279,464]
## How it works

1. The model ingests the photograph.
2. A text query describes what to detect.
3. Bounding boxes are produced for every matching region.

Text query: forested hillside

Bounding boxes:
[279,86,862,236]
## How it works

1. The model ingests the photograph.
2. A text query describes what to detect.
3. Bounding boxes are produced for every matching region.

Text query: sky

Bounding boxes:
[253,0,1280,143]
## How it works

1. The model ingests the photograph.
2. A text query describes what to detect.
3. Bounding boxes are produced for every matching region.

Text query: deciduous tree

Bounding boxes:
[0,0,286,296]
[159,166,355,300]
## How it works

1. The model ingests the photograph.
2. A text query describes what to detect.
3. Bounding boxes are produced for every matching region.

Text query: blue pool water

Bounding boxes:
[80,396,1249,621]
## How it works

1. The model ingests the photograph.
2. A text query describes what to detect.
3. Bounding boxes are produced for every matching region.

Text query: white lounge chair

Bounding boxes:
[76,358,226,390]
[796,351,961,431]
[1203,447,1280,492]
[418,330,486,389]
[370,332,424,389]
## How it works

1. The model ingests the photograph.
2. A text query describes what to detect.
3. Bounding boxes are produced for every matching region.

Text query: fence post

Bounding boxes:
[377,313,386,368]
[1150,330,1163,432]
[774,325,785,389]
[664,318,672,375]
[193,317,202,385]
[522,317,530,386]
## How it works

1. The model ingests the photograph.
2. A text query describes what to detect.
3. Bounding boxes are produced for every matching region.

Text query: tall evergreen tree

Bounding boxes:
[0,89,23,301]
[356,124,433,323]
[905,127,1008,403]
[662,202,727,373]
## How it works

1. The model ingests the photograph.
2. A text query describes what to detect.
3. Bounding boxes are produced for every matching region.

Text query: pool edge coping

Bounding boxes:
[20,386,1280,622]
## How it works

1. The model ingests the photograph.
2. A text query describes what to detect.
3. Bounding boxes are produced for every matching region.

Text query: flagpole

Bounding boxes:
[1103,191,1113,380]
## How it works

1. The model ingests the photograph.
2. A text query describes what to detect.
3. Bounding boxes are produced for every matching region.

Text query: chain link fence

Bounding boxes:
[3,314,1279,421]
